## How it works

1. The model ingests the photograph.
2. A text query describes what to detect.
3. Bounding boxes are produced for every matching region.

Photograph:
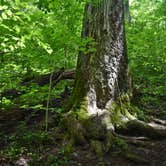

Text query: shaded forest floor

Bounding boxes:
[0,91,166,166]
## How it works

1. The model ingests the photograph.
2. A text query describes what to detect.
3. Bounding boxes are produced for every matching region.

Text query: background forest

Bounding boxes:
[0,0,166,165]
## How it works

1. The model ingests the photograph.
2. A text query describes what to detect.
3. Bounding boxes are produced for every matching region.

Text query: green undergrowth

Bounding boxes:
[126,0,166,119]
[0,122,71,166]
[111,137,128,153]
[1,79,73,111]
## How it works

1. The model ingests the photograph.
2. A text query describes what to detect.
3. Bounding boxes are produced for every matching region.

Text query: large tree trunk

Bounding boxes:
[63,1,166,160]
[71,0,130,111]
[65,0,132,146]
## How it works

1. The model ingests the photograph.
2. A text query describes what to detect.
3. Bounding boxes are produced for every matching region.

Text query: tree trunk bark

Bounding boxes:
[65,0,132,145]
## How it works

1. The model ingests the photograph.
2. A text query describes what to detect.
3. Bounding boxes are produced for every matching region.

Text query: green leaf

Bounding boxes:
[1,12,7,19]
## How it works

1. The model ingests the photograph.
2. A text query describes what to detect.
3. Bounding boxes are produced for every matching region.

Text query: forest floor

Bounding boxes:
[0,94,166,166]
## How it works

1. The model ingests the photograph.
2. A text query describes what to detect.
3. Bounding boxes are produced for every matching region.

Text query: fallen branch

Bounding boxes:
[22,69,75,86]
[37,69,75,86]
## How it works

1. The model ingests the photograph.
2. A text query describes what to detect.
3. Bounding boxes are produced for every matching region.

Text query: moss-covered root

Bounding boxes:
[117,120,166,139]
[90,132,116,166]
[60,111,86,146]
[90,140,105,166]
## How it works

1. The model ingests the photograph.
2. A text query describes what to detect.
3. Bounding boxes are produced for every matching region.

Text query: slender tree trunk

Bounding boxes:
[124,0,131,23]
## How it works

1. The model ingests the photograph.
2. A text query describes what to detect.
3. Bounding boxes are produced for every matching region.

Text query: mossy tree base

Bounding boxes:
[63,96,166,165]
[62,94,138,162]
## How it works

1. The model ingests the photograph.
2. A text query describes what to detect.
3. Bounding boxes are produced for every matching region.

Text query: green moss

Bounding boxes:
[64,113,86,145]
[83,116,107,139]
[64,66,87,112]
[112,137,128,152]
[90,140,104,165]
[109,94,138,127]
[104,132,115,153]
[70,97,107,140]
[76,97,89,120]
[62,141,74,155]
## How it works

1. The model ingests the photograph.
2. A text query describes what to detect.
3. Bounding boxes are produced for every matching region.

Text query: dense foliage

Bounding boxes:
[0,0,85,109]
[126,0,166,112]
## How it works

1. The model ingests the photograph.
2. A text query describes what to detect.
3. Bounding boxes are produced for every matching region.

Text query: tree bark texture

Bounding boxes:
[65,0,133,145]
[70,0,130,114]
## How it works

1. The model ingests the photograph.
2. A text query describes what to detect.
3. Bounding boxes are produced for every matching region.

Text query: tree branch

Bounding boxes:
[22,69,75,86]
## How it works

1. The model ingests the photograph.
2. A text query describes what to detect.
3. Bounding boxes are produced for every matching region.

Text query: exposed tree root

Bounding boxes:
[112,132,149,141]
[149,116,166,125]
[62,97,166,166]
[116,119,166,139]
[63,106,166,150]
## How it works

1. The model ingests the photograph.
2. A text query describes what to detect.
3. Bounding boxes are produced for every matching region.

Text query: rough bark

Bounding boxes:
[65,0,132,144]
[78,0,129,109]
